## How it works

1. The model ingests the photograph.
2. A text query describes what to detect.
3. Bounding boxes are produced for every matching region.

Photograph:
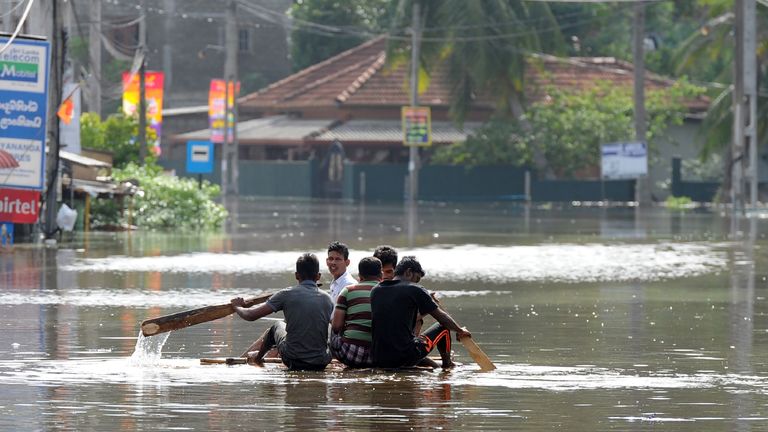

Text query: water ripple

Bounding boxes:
[62,243,727,283]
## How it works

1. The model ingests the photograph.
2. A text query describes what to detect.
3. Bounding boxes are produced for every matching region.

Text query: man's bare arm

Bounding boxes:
[331,308,346,333]
[231,297,273,321]
[428,307,472,339]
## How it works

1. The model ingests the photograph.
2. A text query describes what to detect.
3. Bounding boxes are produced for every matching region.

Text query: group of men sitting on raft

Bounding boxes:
[230,241,472,371]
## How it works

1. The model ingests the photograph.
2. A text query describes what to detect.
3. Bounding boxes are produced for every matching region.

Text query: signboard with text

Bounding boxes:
[186,140,214,174]
[0,188,41,223]
[402,106,431,146]
[208,79,239,144]
[0,36,50,190]
[601,141,648,180]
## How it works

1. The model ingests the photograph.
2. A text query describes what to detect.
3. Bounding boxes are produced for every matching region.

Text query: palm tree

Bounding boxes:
[387,0,563,178]
[675,0,768,201]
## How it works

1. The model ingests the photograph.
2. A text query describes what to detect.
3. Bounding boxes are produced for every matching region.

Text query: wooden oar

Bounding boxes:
[141,292,274,337]
[430,292,496,372]
[459,336,496,372]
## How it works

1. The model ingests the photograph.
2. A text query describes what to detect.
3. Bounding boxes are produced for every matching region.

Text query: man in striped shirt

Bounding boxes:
[330,256,382,367]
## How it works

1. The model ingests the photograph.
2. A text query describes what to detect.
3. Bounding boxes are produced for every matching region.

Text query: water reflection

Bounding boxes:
[2,200,768,430]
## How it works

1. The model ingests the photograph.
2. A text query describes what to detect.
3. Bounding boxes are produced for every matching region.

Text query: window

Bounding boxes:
[238,29,250,53]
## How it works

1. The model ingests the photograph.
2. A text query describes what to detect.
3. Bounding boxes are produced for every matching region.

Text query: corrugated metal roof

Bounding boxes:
[314,120,482,144]
[60,150,112,168]
[172,116,336,143]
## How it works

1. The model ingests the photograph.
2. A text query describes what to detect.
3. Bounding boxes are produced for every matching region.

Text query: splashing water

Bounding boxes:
[128,330,170,366]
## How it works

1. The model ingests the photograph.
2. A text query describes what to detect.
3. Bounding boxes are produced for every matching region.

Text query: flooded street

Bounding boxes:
[1,198,767,430]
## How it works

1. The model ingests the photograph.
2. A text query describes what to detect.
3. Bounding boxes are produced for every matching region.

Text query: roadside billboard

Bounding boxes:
[0,36,50,190]
[601,141,648,180]
[0,188,41,223]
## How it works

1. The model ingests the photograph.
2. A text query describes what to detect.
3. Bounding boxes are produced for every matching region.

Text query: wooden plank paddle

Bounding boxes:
[141,292,274,337]
[459,336,496,372]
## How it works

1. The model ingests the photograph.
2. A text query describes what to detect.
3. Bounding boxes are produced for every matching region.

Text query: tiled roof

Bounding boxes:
[172,116,336,144]
[312,120,482,144]
[239,36,708,114]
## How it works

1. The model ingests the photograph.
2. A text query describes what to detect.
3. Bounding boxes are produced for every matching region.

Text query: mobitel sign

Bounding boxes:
[0,36,50,191]
[0,188,40,223]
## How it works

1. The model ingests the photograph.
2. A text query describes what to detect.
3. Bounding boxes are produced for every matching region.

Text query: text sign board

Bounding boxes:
[601,141,648,180]
[0,36,50,190]
[402,106,431,146]
[0,188,41,223]
[186,140,214,174]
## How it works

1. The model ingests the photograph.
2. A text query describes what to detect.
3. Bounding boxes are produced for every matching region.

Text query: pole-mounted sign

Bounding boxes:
[402,106,431,146]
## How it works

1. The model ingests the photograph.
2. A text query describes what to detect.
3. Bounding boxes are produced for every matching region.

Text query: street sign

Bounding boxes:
[0,188,41,223]
[601,141,648,180]
[186,140,214,174]
[402,106,431,146]
[0,36,50,190]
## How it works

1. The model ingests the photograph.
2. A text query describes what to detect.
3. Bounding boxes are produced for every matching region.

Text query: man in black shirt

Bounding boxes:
[370,256,471,369]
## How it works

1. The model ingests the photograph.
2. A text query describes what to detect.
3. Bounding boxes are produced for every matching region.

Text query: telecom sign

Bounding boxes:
[402,106,431,146]
[186,140,214,174]
[0,36,50,190]
[0,188,41,223]
[601,141,648,180]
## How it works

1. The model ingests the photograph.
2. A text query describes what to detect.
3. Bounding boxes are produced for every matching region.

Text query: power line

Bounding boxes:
[0,0,34,56]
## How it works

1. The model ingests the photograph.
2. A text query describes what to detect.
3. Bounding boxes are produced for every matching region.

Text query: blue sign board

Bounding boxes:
[186,140,214,174]
[0,36,50,190]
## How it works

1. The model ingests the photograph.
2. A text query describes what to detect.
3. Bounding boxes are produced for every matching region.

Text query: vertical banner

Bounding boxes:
[402,106,432,146]
[122,71,164,155]
[59,83,81,154]
[0,36,50,190]
[208,79,240,144]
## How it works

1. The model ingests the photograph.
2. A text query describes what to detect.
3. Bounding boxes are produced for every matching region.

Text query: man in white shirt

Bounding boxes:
[326,241,358,302]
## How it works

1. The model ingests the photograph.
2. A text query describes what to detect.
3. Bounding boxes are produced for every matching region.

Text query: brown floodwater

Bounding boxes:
[0,198,767,431]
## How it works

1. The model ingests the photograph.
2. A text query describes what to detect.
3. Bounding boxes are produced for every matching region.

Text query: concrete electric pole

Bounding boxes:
[138,0,148,163]
[632,1,651,206]
[407,1,421,203]
[222,0,239,195]
[88,0,101,116]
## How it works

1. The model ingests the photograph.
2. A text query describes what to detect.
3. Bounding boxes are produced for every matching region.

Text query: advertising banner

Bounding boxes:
[601,141,648,180]
[0,188,41,223]
[208,79,239,144]
[402,106,431,146]
[0,36,50,190]
[122,71,164,155]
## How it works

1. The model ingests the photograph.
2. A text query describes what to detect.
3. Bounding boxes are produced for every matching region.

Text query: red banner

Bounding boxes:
[0,188,41,223]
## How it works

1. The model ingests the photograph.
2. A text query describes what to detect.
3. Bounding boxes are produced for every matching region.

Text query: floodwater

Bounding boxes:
[1,198,767,431]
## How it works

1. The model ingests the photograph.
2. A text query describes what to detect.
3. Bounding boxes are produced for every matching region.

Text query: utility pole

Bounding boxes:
[138,0,148,163]
[223,0,239,195]
[731,0,758,214]
[88,0,101,116]
[632,1,651,206]
[407,1,422,203]
[44,0,63,238]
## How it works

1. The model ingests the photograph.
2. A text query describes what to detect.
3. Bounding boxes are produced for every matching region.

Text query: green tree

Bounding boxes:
[80,112,156,168]
[433,80,702,178]
[674,0,768,198]
[289,0,391,71]
[387,0,564,177]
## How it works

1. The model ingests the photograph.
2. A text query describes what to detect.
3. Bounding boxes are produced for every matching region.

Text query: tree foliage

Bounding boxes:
[289,0,391,71]
[433,80,703,178]
[80,112,156,168]
[106,163,228,230]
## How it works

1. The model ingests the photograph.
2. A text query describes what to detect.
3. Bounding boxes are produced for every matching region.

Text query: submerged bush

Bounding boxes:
[103,162,228,230]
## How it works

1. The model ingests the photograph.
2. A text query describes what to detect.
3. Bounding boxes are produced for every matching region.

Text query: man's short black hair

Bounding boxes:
[373,245,398,268]
[296,253,320,280]
[394,256,425,278]
[358,256,382,279]
[328,241,349,260]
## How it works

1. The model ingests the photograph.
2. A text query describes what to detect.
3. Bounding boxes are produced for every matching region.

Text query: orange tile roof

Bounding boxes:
[240,36,708,114]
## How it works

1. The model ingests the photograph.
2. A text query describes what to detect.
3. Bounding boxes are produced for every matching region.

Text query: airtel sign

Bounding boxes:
[0,188,40,223]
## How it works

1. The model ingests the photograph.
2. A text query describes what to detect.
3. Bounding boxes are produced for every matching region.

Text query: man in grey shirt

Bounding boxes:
[231,253,333,371]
